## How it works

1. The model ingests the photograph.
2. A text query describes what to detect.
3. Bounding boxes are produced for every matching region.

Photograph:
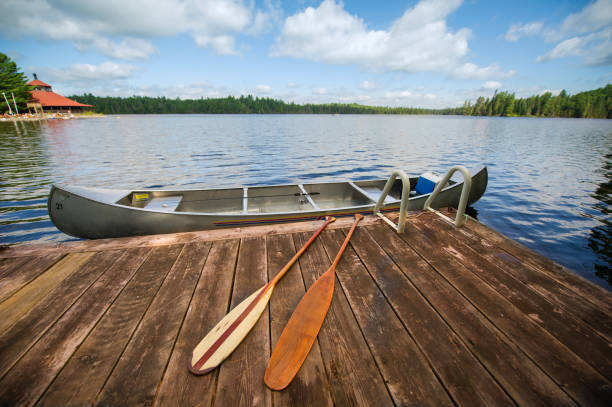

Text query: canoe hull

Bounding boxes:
[48,167,487,239]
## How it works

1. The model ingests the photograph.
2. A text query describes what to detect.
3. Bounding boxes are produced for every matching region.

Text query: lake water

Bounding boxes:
[1,114,610,289]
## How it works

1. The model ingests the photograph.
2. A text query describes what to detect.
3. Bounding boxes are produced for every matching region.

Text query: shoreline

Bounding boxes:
[0,113,105,122]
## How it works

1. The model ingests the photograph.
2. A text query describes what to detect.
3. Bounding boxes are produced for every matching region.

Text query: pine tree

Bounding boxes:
[0,53,31,114]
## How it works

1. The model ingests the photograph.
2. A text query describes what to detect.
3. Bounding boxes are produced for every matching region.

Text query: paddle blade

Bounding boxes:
[189,284,274,375]
[264,270,335,390]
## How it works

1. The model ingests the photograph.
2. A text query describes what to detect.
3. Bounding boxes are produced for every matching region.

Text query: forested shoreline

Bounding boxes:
[70,84,611,118]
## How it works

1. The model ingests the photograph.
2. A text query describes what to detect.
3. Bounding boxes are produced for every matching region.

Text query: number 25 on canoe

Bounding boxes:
[188,216,336,375]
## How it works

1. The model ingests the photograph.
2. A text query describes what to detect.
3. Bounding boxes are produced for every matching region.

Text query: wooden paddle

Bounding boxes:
[264,213,364,390]
[188,216,336,375]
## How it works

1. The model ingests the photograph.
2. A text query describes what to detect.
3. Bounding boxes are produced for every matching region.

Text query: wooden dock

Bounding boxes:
[0,210,611,406]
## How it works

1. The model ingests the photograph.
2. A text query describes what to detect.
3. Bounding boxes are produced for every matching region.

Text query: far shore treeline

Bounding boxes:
[71,85,611,118]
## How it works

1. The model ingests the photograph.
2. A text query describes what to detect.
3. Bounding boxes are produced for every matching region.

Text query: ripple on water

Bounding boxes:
[0,115,610,289]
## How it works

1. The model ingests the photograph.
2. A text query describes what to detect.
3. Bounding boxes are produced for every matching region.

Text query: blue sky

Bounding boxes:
[1,0,610,108]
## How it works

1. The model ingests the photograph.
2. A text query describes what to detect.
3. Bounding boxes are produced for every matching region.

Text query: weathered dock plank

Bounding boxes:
[367,222,576,406]
[214,237,271,407]
[398,219,611,406]
[0,213,609,407]
[349,226,514,407]
[0,252,91,334]
[413,215,612,381]
[38,244,190,406]
[0,247,151,407]
[321,228,455,407]
[267,233,333,407]
[153,239,239,407]
[0,250,120,378]
[93,244,200,407]
[293,230,394,406]
[446,208,612,316]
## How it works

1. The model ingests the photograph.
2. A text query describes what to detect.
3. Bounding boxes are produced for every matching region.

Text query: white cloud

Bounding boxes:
[75,37,158,60]
[248,0,283,35]
[287,82,298,88]
[313,87,328,95]
[41,61,138,82]
[359,81,378,90]
[481,81,502,90]
[538,28,612,66]
[272,0,507,78]
[255,84,272,94]
[452,63,515,79]
[552,0,612,40]
[385,90,413,99]
[536,0,612,66]
[504,21,543,41]
[338,95,371,103]
[0,0,267,58]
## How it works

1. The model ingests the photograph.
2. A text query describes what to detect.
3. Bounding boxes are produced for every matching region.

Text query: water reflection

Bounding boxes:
[589,152,612,285]
[0,120,62,244]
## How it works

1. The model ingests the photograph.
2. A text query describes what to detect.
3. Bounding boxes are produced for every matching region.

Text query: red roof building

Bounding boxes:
[27,77,93,114]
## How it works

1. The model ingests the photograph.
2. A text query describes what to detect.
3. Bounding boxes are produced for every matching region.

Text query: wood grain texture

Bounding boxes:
[445,208,612,316]
[413,215,612,381]
[0,250,121,378]
[366,223,576,407]
[0,256,32,278]
[1,215,380,258]
[38,244,195,407]
[214,237,271,407]
[350,226,514,407]
[0,252,91,334]
[291,231,393,406]
[0,254,65,303]
[448,215,612,343]
[0,247,152,407]
[153,239,239,407]
[93,242,207,407]
[396,221,612,406]
[267,233,333,407]
[320,228,455,407]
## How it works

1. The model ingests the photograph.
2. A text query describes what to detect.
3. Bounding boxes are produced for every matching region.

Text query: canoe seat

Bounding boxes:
[145,196,183,212]
[348,182,396,204]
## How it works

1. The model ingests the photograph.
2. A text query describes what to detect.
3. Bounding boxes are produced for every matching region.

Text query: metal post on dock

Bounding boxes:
[2,92,13,115]
[11,92,19,115]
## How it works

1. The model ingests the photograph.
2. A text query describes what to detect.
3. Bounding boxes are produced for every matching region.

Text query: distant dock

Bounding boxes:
[1,113,104,122]
[0,210,610,406]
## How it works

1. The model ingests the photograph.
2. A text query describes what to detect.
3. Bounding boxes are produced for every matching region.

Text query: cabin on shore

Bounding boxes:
[26,75,93,115]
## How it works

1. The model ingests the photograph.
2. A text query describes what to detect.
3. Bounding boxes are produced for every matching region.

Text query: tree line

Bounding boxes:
[68,94,459,115]
[460,85,612,118]
[70,85,611,118]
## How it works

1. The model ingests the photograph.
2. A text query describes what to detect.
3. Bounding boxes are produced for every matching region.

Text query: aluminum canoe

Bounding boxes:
[48,166,487,239]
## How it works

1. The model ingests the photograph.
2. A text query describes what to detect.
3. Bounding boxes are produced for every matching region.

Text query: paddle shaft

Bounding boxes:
[264,214,363,390]
[269,216,335,286]
[189,216,335,374]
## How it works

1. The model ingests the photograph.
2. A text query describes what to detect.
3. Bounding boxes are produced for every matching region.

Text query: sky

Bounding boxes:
[0,0,611,108]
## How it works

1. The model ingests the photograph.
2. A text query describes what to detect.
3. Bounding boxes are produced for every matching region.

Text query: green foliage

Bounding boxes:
[462,85,612,119]
[0,53,31,114]
[69,94,463,115]
[69,85,611,119]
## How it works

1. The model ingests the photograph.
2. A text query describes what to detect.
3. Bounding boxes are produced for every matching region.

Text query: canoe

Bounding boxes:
[48,166,487,239]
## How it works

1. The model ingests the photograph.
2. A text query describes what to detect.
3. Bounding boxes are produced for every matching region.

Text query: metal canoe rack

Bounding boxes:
[373,165,472,233]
